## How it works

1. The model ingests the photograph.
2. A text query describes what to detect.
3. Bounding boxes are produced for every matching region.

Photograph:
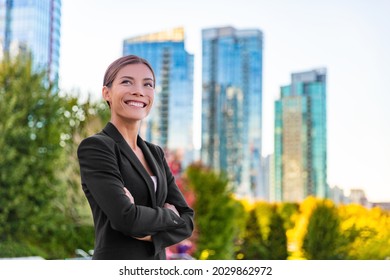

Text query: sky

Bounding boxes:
[60,0,390,202]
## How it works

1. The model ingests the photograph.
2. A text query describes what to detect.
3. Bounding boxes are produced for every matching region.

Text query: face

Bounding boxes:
[102,63,155,123]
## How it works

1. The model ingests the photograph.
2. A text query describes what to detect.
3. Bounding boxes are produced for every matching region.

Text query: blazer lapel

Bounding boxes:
[102,122,157,207]
[137,137,166,207]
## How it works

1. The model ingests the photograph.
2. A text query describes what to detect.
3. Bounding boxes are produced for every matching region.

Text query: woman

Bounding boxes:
[77,55,194,260]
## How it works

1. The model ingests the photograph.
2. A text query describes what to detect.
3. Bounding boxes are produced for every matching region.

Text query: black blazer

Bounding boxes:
[77,122,194,260]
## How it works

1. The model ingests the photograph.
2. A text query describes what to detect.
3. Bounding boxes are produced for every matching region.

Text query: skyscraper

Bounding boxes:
[201,26,263,197]
[0,0,61,83]
[274,68,328,202]
[123,27,194,167]
[258,154,273,201]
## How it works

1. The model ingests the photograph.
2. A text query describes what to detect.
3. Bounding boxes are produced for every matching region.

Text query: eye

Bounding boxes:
[121,79,132,85]
[145,82,154,88]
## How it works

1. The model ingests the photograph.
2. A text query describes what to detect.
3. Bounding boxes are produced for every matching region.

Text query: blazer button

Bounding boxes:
[173,220,178,224]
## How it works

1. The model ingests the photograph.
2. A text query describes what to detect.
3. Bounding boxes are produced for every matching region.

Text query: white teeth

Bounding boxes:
[125,101,145,108]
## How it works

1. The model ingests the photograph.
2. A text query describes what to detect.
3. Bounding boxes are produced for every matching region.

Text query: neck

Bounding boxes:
[110,118,140,150]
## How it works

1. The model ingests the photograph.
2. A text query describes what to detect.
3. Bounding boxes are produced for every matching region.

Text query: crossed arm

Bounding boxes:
[123,187,180,242]
[78,135,194,251]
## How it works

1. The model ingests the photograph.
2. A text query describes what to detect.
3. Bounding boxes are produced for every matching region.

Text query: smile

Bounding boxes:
[124,100,147,108]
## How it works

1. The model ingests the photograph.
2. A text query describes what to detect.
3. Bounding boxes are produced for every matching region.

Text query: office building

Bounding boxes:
[201,26,263,197]
[329,185,347,205]
[274,68,327,202]
[123,27,194,167]
[258,154,273,201]
[0,0,61,83]
[349,188,369,207]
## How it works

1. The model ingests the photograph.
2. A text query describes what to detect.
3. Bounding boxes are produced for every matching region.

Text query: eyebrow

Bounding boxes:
[119,75,154,82]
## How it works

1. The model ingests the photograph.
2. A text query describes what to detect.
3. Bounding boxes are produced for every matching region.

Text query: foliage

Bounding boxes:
[338,204,390,259]
[237,208,268,259]
[0,55,64,242]
[253,201,273,241]
[237,203,288,260]
[0,54,94,259]
[277,202,299,230]
[286,196,318,259]
[186,163,244,260]
[302,200,344,259]
[0,241,47,258]
[283,197,390,260]
[267,208,288,259]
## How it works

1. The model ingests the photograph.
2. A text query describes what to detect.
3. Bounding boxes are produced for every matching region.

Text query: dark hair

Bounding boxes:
[103,55,156,88]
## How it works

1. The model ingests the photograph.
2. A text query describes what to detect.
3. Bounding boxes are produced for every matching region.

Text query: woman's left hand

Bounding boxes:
[164,203,180,217]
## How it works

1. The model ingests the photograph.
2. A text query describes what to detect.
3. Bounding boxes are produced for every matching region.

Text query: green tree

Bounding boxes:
[63,99,110,225]
[278,202,299,231]
[238,208,268,259]
[338,204,390,259]
[186,163,243,259]
[267,209,288,259]
[302,201,343,259]
[0,54,93,258]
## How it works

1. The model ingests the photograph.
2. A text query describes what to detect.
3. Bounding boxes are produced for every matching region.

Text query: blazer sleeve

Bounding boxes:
[77,135,186,237]
[151,145,195,255]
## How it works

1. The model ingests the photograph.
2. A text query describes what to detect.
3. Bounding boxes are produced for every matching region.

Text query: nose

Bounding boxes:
[131,84,144,96]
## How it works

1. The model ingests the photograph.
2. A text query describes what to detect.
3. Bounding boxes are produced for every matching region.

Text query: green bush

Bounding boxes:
[267,209,288,259]
[36,224,95,259]
[0,54,95,260]
[238,209,268,259]
[0,241,47,258]
[302,201,344,259]
[186,163,243,260]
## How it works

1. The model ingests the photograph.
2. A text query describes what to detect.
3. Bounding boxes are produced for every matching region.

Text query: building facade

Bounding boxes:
[123,27,194,167]
[0,0,61,83]
[201,26,263,197]
[274,68,327,202]
[349,188,369,207]
[329,185,347,205]
[258,154,273,201]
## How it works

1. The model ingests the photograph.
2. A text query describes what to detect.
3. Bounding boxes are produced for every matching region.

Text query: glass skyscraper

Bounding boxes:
[274,68,328,202]
[201,26,263,198]
[123,27,194,167]
[0,0,61,83]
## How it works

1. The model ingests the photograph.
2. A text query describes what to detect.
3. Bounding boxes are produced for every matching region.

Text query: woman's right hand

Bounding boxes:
[134,235,152,242]
[124,187,151,241]
[123,187,134,204]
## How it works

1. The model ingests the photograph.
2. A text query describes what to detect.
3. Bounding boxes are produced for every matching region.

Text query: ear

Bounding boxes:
[102,86,111,105]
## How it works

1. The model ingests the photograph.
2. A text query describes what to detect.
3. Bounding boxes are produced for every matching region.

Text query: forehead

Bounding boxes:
[116,63,154,79]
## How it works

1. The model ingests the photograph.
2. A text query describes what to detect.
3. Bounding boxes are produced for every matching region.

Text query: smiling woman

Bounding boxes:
[77,55,194,260]
[103,63,155,125]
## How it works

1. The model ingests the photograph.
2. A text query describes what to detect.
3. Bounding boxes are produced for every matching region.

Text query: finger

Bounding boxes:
[123,187,134,203]
[164,203,179,216]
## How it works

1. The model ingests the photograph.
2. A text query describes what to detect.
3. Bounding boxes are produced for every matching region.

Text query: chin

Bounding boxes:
[123,113,149,122]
